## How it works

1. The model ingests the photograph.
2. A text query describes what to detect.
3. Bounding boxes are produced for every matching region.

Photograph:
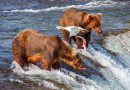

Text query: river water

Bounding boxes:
[0,0,130,90]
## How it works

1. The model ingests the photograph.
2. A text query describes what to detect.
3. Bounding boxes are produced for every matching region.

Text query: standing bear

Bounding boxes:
[12,29,84,71]
[60,8,102,49]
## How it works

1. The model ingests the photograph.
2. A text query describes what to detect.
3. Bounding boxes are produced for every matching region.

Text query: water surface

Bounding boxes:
[0,0,130,90]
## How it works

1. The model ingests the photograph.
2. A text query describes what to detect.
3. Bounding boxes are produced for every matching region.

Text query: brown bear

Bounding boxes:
[59,8,102,49]
[12,29,84,71]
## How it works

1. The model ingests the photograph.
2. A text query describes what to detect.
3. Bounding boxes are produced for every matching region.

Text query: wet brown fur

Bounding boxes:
[12,29,83,71]
[60,8,102,48]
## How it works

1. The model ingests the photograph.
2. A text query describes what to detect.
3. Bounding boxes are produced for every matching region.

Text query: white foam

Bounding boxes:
[11,61,103,90]
[103,31,130,55]
[77,44,130,90]
[103,31,130,68]
[9,78,23,83]
[10,61,25,74]
[2,1,128,13]
[39,80,61,90]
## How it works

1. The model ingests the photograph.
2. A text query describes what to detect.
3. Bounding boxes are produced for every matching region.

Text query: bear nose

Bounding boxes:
[100,31,103,34]
[98,30,103,34]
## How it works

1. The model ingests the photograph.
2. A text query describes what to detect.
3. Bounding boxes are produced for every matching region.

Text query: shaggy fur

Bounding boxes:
[12,29,84,70]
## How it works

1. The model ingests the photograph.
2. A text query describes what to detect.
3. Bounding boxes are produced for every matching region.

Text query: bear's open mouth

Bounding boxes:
[81,68,86,70]
[78,67,86,70]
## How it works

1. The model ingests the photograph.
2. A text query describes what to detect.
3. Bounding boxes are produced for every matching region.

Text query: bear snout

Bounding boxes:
[76,59,84,70]
[93,27,102,34]
[78,65,84,70]
[98,30,103,34]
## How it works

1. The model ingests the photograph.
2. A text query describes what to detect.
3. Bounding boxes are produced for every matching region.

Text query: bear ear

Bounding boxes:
[72,48,78,57]
[97,13,102,18]
[87,14,94,21]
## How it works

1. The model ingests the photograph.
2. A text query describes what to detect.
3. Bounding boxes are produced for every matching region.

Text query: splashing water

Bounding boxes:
[11,61,103,90]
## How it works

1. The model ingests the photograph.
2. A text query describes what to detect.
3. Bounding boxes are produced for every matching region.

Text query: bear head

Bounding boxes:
[69,48,84,70]
[84,13,102,34]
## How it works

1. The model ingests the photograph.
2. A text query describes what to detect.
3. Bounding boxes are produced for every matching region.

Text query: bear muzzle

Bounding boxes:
[94,28,102,34]
[98,30,103,34]
[76,60,85,70]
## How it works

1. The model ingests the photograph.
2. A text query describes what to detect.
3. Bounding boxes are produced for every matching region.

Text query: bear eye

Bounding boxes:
[90,17,93,20]
[95,23,101,27]
[78,59,82,63]
[95,24,99,27]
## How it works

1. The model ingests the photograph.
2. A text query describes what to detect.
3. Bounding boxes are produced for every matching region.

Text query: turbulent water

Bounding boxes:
[0,0,130,90]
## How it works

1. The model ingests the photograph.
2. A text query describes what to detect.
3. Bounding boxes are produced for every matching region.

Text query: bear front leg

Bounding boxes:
[52,62,61,70]
[41,61,52,71]
[84,32,91,48]
[61,29,71,44]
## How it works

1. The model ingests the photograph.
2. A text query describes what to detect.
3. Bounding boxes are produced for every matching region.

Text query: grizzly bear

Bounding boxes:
[59,8,102,49]
[12,29,84,71]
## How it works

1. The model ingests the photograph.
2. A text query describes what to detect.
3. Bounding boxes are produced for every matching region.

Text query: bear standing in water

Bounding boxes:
[12,29,84,71]
[60,8,102,49]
